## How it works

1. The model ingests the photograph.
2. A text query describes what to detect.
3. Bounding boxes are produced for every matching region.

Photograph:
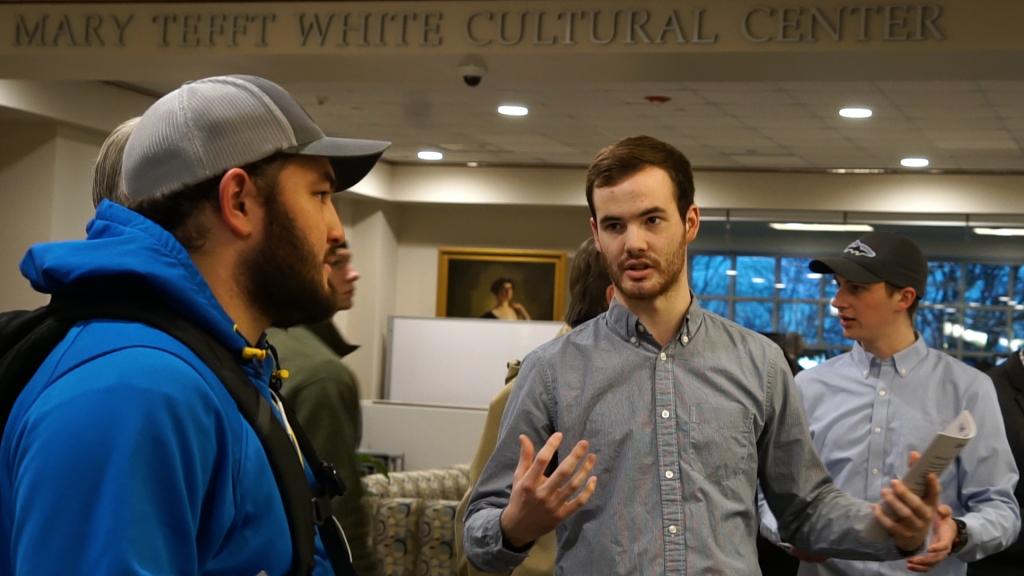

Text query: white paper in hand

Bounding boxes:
[866,410,975,540]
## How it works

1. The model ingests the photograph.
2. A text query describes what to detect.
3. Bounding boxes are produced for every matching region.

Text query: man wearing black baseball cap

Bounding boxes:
[759,231,1020,576]
[810,231,929,303]
[2,75,389,575]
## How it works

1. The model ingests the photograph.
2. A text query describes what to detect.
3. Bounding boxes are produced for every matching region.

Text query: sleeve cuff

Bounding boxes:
[464,507,533,572]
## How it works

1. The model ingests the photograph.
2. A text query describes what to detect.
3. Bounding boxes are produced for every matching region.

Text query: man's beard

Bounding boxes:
[607,237,686,301]
[240,194,337,329]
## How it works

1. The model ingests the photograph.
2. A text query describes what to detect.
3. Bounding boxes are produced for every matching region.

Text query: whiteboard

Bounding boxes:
[385,316,564,408]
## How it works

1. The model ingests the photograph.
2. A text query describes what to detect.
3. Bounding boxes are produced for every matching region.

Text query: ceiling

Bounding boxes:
[6,1,1024,174]
[130,78,1024,173]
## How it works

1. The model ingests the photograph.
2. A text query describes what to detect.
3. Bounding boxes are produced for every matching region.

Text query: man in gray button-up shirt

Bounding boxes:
[464,136,941,575]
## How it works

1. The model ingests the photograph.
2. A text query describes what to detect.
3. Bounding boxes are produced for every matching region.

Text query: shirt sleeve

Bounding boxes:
[463,351,555,572]
[757,347,904,560]
[953,372,1022,561]
[456,382,515,576]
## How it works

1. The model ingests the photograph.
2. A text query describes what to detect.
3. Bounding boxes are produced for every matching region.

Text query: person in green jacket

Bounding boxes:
[270,239,379,576]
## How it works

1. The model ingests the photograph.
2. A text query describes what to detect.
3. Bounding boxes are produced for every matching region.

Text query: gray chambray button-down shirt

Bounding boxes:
[465,298,905,575]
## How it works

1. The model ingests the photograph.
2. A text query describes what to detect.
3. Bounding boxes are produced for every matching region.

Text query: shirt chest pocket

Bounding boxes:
[688,404,754,482]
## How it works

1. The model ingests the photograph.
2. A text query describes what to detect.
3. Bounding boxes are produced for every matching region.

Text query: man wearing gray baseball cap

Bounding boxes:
[759,231,1020,575]
[2,75,389,575]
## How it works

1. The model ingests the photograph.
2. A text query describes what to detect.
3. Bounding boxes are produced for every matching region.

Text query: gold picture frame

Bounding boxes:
[436,247,567,320]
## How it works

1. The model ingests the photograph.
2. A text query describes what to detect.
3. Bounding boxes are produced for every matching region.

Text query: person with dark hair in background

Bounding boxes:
[762,331,805,378]
[760,232,1019,575]
[1,75,389,575]
[481,277,531,320]
[464,135,943,575]
[969,348,1024,575]
[757,330,804,576]
[455,236,613,576]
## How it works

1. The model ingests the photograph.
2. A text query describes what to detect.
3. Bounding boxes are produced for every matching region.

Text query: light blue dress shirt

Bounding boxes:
[762,337,1020,576]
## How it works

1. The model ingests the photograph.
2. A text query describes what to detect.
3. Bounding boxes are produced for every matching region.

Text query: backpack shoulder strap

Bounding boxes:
[51,296,318,576]
[275,392,357,576]
[0,307,73,434]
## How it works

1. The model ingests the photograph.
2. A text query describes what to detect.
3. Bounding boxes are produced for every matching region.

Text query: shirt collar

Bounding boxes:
[851,334,928,377]
[605,295,706,347]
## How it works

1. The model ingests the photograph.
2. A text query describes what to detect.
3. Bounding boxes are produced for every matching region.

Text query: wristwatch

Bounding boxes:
[951,518,969,554]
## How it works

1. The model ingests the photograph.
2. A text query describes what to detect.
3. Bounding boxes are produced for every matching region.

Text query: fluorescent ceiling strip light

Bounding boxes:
[900,157,929,168]
[973,227,1024,237]
[839,107,873,119]
[497,105,529,117]
[769,223,874,232]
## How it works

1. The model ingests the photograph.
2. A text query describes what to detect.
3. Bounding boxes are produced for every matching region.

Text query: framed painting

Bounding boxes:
[436,247,567,321]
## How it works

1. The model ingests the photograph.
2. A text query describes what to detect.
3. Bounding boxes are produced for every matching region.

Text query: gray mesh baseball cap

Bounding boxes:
[809,231,928,296]
[122,75,390,202]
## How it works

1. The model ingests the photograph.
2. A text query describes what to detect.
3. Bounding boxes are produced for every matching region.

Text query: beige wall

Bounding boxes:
[391,202,590,319]
[51,125,105,241]
[386,162,1024,216]
[0,121,107,311]
[0,81,148,310]
[0,123,57,310]
[342,197,401,399]
[4,98,1024,398]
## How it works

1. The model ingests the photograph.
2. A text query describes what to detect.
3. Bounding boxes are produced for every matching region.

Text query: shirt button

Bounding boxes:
[878,389,887,397]
[899,369,906,376]
[668,525,678,535]
[661,410,671,419]
[659,352,668,361]
[630,336,638,345]
[665,470,675,479]
[874,427,882,433]
[638,325,646,333]
[872,468,880,475]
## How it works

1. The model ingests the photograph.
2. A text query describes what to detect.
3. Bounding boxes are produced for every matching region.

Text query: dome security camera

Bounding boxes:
[458,59,487,87]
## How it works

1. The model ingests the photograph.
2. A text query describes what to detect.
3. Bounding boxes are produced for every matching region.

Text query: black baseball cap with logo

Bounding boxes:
[809,231,928,297]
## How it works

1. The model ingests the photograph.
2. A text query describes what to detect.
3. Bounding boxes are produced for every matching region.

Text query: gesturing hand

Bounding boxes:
[499,432,598,549]
[874,451,941,553]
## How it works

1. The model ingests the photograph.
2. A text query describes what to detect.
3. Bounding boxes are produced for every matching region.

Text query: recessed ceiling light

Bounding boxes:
[769,223,874,232]
[417,150,443,161]
[466,161,480,167]
[973,227,1024,237]
[725,269,738,276]
[774,283,786,289]
[900,157,929,168]
[498,105,529,117]
[827,168,886,174]
[806,272,823,280]
[751,277,766,284]
[839,107,873,119]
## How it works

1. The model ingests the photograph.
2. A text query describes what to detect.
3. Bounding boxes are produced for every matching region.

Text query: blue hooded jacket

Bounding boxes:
[1,201,331,575]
